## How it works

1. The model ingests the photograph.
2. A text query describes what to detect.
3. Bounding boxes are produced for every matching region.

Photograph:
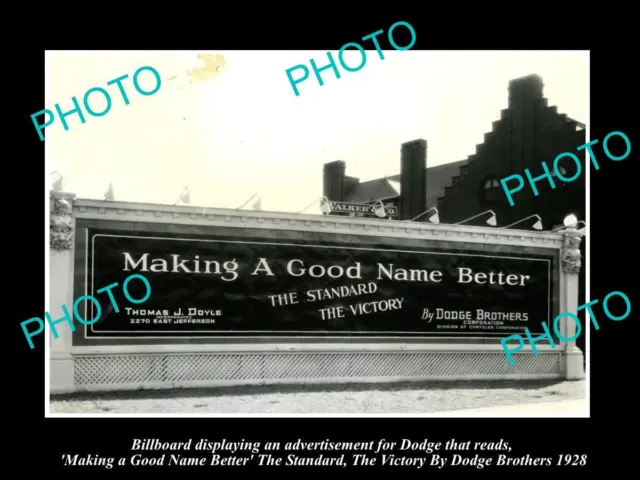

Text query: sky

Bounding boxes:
[45,50,588,212]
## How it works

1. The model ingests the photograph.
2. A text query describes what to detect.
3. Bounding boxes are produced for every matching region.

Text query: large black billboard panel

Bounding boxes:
[84,229,552,338]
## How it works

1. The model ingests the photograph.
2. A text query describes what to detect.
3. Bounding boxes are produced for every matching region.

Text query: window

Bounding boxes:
[551,166,567,177]
[482,178,501,203]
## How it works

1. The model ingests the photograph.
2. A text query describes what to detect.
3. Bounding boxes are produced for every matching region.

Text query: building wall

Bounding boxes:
[436,74,586,228]
[435,74,586,362]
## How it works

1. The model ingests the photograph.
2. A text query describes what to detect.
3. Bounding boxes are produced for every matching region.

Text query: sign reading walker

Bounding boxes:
[328,201,398,217]
[85,229,552,338]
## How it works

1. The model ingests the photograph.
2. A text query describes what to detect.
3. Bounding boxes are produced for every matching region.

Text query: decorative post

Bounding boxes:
[560,227,585,380]
[49,191,76,393]
[50,192,74,251]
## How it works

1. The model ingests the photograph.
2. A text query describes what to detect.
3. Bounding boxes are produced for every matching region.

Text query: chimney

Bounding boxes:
[323,160,346,201]
[508,74,544,108]
[399,139,427,220]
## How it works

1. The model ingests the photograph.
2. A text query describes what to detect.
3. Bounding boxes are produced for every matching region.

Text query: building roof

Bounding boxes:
[345,177,400,203]
[344,159,467,206]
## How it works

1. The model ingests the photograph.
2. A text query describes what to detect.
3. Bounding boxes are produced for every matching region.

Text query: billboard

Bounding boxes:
[84,229,552,338]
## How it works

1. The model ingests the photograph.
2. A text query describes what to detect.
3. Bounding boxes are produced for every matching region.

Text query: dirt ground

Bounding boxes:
[50,379,587,414]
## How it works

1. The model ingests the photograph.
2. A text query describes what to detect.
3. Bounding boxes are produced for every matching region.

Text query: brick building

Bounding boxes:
[321,74,586,363]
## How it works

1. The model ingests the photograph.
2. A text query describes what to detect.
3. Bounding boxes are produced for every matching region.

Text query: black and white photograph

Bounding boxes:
[14,22,633,472]
[45,49,588,416]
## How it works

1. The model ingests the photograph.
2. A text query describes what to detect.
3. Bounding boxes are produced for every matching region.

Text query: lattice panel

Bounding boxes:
[73,351,561,387]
